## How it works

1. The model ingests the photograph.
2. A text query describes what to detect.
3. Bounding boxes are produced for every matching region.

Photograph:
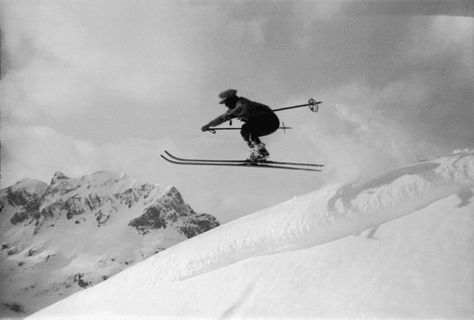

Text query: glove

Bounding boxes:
[201,124,211,132]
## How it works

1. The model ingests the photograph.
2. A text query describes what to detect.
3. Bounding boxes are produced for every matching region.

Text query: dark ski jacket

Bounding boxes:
[207,97,276,127]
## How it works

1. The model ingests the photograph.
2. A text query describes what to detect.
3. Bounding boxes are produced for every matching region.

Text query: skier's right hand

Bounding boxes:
[201,124,211,132]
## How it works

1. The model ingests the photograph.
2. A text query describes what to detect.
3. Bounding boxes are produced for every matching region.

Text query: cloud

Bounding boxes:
[3,0,471,146]
[345,0,473,17]
[0,0,203,132]
[0,124,175,188]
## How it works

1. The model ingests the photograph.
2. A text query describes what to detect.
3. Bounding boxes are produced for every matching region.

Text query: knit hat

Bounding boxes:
[218,89,238,104]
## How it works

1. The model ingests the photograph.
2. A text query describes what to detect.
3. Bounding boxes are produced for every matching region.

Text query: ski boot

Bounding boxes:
[247,143,270,162]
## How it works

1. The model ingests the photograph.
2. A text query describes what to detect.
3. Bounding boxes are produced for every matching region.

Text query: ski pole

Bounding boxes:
[205,98,321,134]
[208,124,292,134]
[272,98,322,113]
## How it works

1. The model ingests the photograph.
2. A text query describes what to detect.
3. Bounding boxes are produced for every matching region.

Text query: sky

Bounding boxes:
[1,0,473,223]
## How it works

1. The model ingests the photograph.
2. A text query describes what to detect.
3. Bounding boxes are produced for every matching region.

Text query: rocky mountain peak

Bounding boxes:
[0,179,47,214]
[1,170,220,317]
[50,172,69,185]
[128,185,218,236]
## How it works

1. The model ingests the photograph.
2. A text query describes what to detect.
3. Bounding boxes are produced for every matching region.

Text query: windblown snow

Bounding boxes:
[30,151,474,319]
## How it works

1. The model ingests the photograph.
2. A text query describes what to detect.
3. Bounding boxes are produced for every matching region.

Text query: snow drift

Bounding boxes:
[30,151,474,319]
[93,151,474,283]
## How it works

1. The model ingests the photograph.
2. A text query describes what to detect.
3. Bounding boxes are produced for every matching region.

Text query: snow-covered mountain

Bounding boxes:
[0,171,219,318]
[28,151,474,319]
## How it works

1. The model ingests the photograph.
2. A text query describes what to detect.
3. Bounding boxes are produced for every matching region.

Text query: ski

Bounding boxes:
[161,155,322,172]
[161,151,323,172]
[163,151,324,168]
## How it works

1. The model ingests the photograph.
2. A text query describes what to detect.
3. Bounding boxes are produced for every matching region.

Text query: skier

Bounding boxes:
[201,89,280,161]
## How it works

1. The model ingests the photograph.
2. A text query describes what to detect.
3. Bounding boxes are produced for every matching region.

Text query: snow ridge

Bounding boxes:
[109,151,474,284]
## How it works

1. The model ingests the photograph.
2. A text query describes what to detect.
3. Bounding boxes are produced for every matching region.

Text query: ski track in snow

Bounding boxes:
[101,152,474,285]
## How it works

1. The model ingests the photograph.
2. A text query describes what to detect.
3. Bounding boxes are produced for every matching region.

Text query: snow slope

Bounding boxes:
[30,151,474,319]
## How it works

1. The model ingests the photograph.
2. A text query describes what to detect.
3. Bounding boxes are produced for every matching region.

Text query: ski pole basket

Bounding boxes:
[308,98,319,112]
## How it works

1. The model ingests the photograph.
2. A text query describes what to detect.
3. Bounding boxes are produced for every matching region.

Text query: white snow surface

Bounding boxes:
[30,151,474,319]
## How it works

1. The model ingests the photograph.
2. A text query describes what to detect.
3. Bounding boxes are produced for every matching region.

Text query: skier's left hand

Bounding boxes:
[201,124,211,132]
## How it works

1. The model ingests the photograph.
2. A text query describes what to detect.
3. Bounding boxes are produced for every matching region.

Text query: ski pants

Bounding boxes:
[240,113,280,147]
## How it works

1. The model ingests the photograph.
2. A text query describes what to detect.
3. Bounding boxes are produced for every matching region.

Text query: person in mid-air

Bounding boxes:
[201,89,280,161]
